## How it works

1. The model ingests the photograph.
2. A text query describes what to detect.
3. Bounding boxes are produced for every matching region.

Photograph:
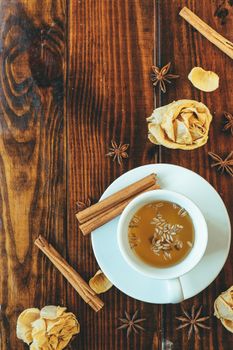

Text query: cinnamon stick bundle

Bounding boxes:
[35,235,104,312]
[79,183,159,236]
[76,173,157,224]
[76,173,160,236]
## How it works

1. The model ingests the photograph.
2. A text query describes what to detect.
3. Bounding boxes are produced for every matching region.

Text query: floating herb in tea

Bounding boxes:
[128,201,195,268]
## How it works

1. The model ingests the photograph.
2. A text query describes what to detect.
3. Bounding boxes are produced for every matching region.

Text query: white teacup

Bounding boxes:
[117,189,208,303]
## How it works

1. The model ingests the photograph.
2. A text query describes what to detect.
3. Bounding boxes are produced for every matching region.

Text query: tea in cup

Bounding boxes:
[117,190,208,303]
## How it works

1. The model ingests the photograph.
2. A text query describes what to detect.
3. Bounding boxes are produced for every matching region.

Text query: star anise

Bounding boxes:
[176,305,210,341]
[208,151,233,176]
[117,310,146,337]
[223,112,233,135]
[76,198,91,211]
[214,1,231,25]
[151,62,179,93]
[215,5,229,24]
[106,140,129,165]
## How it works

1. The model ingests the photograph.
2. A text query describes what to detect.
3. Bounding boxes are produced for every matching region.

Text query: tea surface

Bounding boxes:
[128,201,194,268]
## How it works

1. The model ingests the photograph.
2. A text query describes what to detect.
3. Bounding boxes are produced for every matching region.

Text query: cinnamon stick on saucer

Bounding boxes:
[79,183,160,236]
[76,173,157,224]
[76,173,160,236]
[35,235,104,312]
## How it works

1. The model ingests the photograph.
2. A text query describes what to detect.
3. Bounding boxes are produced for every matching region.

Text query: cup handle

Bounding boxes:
[166,278,184,304]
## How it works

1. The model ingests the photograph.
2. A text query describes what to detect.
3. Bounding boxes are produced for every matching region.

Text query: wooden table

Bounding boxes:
[0,1,232,349]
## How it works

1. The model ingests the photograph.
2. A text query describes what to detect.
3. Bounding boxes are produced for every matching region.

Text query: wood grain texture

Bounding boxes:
[0,0,66,349]
[66,1,160,349]
[0,0,232,349]
[158,1,233,349]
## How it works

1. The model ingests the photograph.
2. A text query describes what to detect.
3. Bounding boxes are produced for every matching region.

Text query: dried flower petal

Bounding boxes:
[40,305,66,320]
[89,270,113,294]
[147,100,212,150]
[16,308,40,345]
[16,306,80,349]
[188,67,219,92]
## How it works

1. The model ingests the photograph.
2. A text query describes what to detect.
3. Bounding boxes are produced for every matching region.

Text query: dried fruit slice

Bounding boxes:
[214,286,233,333]
[16,308,40,345]
[188,67,219,92]
[214,297,233,321]
[214,286,233,321]
[89,270,113,294]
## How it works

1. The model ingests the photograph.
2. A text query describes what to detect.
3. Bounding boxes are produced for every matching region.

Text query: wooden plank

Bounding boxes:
[66,0,161,349]
[0,1,66,349]
[158,1,233,349]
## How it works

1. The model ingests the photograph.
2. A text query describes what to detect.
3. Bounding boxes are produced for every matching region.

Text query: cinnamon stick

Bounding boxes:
[179,7,233,60]
[34,235,104,312]
[79,183,160,236]
[76,173,157,224]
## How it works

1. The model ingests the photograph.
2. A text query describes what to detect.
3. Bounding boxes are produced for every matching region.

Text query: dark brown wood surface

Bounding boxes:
[159,2,233,350]
[0,0,232,349]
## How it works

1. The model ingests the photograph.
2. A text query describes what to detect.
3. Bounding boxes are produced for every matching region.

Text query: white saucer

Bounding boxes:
[91,164,231,303]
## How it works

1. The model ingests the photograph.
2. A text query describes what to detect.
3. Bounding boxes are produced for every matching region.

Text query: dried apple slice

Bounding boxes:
[89,270,113,294]
[188,67,219,92]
